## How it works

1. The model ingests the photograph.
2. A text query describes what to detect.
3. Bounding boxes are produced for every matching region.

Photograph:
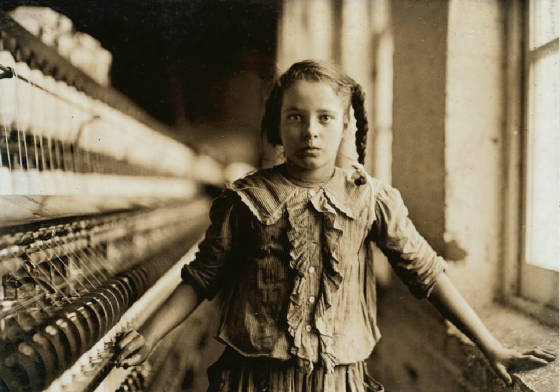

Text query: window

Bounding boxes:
[520,0,559,309]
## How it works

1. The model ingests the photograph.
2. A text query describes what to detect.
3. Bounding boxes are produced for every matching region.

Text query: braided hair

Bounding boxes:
[261,60,369,168]
[350,84,369,166]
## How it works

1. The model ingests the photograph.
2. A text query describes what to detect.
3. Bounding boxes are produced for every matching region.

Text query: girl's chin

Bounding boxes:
[290,157,332,170]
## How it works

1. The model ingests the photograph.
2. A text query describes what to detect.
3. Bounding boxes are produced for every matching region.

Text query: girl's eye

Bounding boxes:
[319,114,333,123]
[287,114,302,122]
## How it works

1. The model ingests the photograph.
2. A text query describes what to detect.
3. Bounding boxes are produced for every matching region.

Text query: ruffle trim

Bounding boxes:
[312,192,344,374]
[286,195,310,362]
[285,190,344,374]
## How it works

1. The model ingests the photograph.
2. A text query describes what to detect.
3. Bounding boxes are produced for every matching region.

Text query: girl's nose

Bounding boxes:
[302,118,319,140]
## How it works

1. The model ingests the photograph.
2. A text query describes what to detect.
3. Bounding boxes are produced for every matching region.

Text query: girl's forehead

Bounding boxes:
[282,80,346,110]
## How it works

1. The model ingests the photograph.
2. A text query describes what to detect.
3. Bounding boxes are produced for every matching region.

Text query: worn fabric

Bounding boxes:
[207,347,384,392]
[182,163,446,375]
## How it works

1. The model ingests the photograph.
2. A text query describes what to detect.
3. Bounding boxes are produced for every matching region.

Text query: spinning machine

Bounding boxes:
[0,9,224,391]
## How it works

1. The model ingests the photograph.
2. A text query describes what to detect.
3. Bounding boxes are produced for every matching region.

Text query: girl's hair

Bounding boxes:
[261,60,369,165]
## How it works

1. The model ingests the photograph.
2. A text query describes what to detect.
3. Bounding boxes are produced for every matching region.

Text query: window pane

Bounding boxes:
[530,0,559,49]
[526,51,560,271]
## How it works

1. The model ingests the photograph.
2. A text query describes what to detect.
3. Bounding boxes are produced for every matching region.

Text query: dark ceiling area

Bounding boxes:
[3,0,281,128]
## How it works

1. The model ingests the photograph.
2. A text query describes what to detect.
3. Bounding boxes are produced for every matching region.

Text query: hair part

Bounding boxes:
[261,60,369,165]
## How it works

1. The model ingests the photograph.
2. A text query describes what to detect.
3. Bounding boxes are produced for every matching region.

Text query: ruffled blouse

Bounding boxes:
[182,164,446,372]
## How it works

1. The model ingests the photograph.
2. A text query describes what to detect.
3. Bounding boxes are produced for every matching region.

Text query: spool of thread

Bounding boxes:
[0,50,17,125]
[0,50,16,195]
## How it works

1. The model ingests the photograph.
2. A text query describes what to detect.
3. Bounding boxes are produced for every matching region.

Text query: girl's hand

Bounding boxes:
[486,345,556,385]
[115,329,154,368]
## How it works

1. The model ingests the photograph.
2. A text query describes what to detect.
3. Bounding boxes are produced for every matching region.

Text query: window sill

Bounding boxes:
[504,295,558,328]
[446,301,558,392]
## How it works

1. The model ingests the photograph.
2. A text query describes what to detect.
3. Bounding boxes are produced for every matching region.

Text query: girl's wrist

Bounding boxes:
[138,325,157,348]
[480,336,505,359]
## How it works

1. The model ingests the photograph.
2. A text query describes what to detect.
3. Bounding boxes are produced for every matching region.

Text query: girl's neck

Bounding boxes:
[283,161,335,186]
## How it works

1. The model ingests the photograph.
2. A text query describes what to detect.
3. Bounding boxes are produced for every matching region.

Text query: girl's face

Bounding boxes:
[279,80,346,178]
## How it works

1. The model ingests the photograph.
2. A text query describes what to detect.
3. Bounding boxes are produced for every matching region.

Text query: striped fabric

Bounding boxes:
[182,163,446,391]
[207,348,384,392]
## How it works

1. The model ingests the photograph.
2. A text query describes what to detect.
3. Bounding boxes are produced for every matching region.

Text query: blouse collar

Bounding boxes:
[228,164,367,224]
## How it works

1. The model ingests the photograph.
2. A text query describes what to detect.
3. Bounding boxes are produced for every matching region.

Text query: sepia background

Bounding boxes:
[0,0,558,391]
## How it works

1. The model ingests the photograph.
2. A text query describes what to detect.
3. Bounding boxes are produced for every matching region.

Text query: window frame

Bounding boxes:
[503,0,558,325]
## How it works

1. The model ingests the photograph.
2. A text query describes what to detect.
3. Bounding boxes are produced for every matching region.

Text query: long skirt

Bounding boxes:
[207,348,385,392]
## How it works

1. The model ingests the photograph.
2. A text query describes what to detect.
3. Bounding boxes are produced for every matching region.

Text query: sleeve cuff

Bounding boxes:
[181,264,212,300]
[410,256,448,299]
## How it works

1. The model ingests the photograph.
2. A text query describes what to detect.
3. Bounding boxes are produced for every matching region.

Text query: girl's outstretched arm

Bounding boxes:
[116,282,202,368]
[428,272,556,385]
[115,190,239,367]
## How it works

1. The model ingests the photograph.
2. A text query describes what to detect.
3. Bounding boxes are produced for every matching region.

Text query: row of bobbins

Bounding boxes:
[0,201,206,304]
[9,6,112,87]
[0,247,182,391]
[0,32,220,196]
[0,201,208,390]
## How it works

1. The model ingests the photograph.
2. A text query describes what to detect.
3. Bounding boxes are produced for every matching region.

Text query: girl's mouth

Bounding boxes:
[298,147,321,157]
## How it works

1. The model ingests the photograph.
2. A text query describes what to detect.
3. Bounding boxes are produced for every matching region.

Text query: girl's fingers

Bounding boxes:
[121,353,144,368]
[521,355,550,366]
[117,345,140,363]
[117,330,140,350]
[490,347,555,386]
[494,363,512,386]
[523,349,556,361]
[117,335,144,362]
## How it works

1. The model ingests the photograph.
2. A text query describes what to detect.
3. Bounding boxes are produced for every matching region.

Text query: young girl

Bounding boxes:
[117,60,554,392]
